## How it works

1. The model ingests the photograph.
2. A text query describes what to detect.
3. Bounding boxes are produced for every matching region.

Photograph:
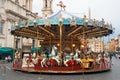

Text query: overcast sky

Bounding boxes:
[33,0,120,39]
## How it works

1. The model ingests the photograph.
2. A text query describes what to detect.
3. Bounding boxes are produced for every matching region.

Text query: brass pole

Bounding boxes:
[103,37,104,52]
[14,36,16,49]
[60,24,62,52]
[71,36,72,52]
[13,36,16,61]
[108,35,110,52]
[37,28,38,55]
[50,35,51,48]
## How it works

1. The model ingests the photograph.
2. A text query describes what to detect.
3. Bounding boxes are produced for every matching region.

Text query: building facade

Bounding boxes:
[105,38,119,52]
[0,0,38,48]
[42,0,53,17]
[88,38,104,52]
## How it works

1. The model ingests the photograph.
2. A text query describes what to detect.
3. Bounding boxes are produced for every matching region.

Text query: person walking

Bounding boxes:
[7,55,12,63]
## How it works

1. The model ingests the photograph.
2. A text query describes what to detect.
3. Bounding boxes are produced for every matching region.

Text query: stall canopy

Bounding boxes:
[31,47,41,52]
[0,47,15,60]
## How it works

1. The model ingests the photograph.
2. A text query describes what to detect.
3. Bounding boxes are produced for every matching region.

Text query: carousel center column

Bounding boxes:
[59,16,63,53]
[34,20,39,55]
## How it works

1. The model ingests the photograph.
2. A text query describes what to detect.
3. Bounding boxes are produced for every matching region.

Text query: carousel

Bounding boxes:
[11,5,113,74]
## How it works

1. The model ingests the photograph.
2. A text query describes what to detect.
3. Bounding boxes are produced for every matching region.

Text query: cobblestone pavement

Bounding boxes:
[0,57,120,80]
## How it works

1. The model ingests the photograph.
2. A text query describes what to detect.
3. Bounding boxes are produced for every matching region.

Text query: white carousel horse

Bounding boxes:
[41,57,60,67]
[14,50,21,59]
[96,52,110,64]
[50,45,60,65]
[51,45,57,57]
[64,52,80,67]
[96,53,102,64]
[74,49,81,58]
[41,57,47,67]
[14,51,18,59]
[96,52,110,69]
[64,54,71,66]
[41,54,47,67]
[22,53,36,68]
[104,52,110,62]
[52,53,61,66]
[74,49,82,64]
[33,52,36,58]
[41,46,60,67]
[103,52,110,68]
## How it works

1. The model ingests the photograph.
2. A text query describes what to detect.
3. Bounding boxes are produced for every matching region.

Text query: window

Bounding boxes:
[45,0,47,8]
[0,21,3,34]
[15,0,19,4]
[0,0,5,8]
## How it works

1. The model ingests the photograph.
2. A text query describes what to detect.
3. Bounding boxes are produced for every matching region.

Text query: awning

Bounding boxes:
[31,47,41,52]
[0,47,15,54]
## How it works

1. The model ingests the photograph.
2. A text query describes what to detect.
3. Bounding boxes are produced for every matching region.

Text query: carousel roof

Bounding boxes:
[48,10,80,19]
[11,10,113,40]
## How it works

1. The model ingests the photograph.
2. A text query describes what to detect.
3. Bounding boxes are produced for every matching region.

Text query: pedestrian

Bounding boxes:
[5,56,8,62]
[0,54,2,60]
[7,55,12,63]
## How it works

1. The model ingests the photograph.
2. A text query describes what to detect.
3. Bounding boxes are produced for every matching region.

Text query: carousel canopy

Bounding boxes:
[11,10,113,40]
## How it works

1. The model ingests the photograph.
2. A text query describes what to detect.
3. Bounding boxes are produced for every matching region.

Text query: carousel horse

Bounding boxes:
[74,49,82,64]
[33,52,36,58]
[50,45,60,66]
[51,45,57,57]
[35,55,41,64]
[13,51,22,68]
[24,53,36,68]
[41,47,51,67]
[103,52,110,68]
[64,54,71,66]
[104,52,110,62]
[14,50,21,59]
[41,57,59,67]
[41,54,47,67]
[52,55,61,66]
[65,57,77,70]
[96,53,102,64]
[96,52,109,69]
[64,53,78,67]
[41,46,60,67]
[34,55,42,70]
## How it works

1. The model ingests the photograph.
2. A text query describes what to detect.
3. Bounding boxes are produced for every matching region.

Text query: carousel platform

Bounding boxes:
[12,67,111,74]
[12,58,112,74]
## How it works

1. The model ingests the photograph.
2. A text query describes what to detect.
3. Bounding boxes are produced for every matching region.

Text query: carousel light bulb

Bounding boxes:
[15,22,18,26]
[59,14,63,25]
[81,45,84,48]
[57,43,60,46]
[72,44,75,47]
